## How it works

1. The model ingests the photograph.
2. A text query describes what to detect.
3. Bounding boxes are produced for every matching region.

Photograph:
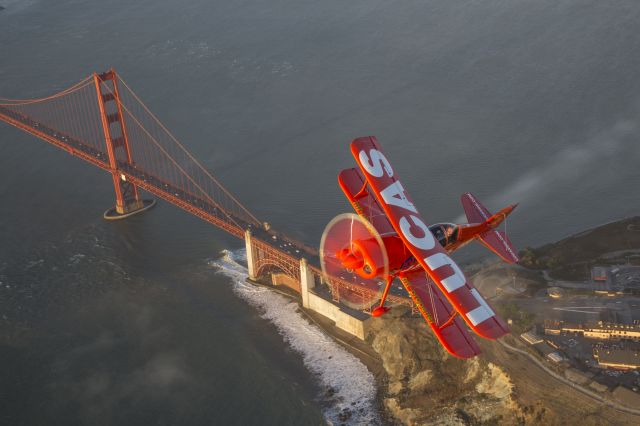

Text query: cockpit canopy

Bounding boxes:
[429,223,459,248]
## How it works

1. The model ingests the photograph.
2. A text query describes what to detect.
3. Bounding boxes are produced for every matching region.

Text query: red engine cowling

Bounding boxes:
[336,238,385,279]
[336,234,412,280]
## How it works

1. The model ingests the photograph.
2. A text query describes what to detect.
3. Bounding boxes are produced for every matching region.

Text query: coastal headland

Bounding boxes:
[249,216,640,425]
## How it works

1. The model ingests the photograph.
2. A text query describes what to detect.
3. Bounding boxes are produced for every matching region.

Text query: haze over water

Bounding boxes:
[1,0,640,424]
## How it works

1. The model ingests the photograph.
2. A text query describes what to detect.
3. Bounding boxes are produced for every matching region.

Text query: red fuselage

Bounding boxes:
[339,203,517,281]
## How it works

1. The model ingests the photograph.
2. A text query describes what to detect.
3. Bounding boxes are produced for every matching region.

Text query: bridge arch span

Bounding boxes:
[254,259,300,282]
[250,237,301,292]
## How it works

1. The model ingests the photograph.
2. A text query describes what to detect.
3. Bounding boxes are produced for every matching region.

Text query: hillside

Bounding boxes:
[367,307,640,425]
[519,216,640,280]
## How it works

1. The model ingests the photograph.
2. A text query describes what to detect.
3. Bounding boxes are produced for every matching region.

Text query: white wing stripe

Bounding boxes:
[466,289,495,326]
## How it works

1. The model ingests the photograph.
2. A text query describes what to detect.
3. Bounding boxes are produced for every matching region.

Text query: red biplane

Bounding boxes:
[321,137,519,358]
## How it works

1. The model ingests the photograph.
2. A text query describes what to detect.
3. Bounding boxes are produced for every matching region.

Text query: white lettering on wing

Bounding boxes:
[399,215,435,250]
[380,181,417,213]
[359,149,393,178]
[357,145,470,301]
[424,252,466,293]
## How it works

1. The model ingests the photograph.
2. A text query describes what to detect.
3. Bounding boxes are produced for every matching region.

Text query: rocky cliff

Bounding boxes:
[367,307,523,425]
[365,305,640,425]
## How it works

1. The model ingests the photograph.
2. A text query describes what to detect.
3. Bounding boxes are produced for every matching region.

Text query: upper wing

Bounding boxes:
[339,167,481,358]
[338,168,396,237]
[351,136,509,340]
[400,271,481,358]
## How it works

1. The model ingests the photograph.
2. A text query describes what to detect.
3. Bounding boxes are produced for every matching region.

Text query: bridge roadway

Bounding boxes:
[0,105,321,254]
[0,105,412,308]
[0,106,266,236]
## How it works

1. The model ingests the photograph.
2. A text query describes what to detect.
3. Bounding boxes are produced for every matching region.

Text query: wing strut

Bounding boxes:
[372,275,393,317]
[439,311,458,330]
[353,180,368,199]
[427,281,439,325]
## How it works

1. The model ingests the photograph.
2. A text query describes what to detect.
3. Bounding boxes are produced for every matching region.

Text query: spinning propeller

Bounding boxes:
[320,213,391,312]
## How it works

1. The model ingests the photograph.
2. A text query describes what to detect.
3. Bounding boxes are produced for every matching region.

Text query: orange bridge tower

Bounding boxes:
[94,69,154,219]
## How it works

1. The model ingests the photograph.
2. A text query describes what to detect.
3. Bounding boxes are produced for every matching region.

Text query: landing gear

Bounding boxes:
[372,275,394,317]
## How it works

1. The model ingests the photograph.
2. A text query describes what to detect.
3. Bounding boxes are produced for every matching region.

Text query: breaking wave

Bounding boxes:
[209,249,380,425]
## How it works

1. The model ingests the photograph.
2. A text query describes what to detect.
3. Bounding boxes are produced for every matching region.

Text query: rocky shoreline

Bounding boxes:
[253,217,640,424]
[365,307,520,425]
[313,217,640,425]
[312,303,640,425]
[300,302,519,425]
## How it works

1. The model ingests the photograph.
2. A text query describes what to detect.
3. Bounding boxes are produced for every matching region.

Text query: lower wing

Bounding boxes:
[400,271,481,359]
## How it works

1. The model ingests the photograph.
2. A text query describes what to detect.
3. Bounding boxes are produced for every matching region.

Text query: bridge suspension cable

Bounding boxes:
[0,76,94,105]
[0,70,262,235]
[0,70,415,311]
[116,76,261,226]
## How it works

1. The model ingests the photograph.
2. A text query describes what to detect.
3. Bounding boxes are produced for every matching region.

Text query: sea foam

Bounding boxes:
[209,249,380,425]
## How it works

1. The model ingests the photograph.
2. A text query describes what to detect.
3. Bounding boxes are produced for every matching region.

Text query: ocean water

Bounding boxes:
[2,0,640,424]
[0,224,328,425]
[210,250,379,424]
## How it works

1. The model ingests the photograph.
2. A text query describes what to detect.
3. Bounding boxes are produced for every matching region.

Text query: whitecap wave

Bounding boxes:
[209,249,380,425]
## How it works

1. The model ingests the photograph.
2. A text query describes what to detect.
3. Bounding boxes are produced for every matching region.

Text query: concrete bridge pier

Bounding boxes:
[242,229,368,340]
[103,176,155,219]
[245,229,257,280]
[300,258,315,308]
[103,200,155,220]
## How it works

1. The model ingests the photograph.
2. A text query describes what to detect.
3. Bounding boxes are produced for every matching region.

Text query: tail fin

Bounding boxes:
[461,193,520,264]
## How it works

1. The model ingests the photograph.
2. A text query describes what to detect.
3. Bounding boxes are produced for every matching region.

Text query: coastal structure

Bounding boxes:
[593,345,640,370]
[591,265,640,295]
[521,331,543,345]
[520,330,564,362]
[244,229,414,339]
[545,320,640,342]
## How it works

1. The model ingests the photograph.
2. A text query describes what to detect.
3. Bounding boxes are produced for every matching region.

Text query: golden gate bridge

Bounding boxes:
[0,69,413,315]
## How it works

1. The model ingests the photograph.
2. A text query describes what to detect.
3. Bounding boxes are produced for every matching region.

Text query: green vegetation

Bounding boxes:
[519,216,640,281]
[519,247,537,267]
[495,301,535,334]
[519,246,564,270]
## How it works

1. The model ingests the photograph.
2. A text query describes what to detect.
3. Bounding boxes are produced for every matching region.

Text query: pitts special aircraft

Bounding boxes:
[320,137,519,359]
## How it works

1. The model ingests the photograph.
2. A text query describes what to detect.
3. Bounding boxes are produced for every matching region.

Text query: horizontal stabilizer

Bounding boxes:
[479,230,519,264]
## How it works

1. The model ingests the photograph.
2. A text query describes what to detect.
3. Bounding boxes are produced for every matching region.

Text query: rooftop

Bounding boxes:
[593,345,640,369]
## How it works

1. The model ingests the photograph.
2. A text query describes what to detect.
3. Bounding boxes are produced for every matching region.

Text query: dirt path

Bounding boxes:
[481,338,640,425]
[498,339,640,417]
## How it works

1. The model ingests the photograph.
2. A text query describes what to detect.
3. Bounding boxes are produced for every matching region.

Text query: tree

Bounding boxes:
[520,247,537,267]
